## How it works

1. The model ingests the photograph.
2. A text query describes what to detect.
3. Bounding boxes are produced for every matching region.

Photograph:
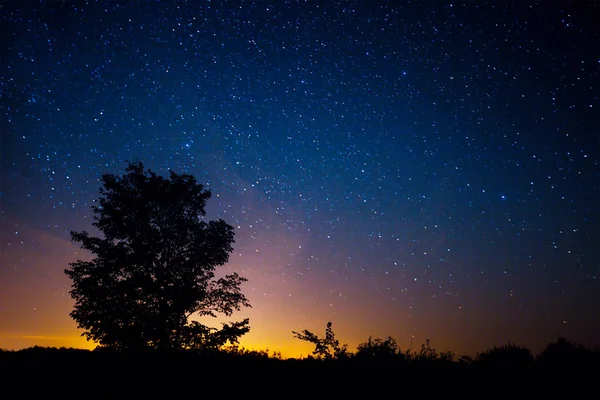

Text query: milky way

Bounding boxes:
[1,1,598,357]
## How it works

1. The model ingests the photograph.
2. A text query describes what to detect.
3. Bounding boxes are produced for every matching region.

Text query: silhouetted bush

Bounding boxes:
[537,337,600,371]
[475,343,535,368]
[458,354,474,366]
[409,339,439,364]
[355,336,398,360]
[2,338,599,398]
[292,321,346,360]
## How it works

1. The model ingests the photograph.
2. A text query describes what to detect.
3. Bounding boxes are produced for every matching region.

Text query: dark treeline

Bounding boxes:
[2,335,598,369]
[1,336,598,399]
[290,322,600,370]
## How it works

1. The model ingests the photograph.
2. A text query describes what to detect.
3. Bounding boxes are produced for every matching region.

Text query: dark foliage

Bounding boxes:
[355,336,400,363]
[475,343,536,368]
[537,337,600,370]
[2,342,599,399]
[64,161,250,352]
[292,321,347,360]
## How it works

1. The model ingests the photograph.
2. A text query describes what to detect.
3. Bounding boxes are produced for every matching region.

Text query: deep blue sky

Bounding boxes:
[1,1,598,356]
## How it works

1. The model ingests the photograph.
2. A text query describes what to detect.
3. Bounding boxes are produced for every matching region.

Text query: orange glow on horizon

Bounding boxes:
[0,334,97,351]
[1,219,592,359]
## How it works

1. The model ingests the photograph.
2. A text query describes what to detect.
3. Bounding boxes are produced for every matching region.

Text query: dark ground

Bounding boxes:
[2,347,598,399]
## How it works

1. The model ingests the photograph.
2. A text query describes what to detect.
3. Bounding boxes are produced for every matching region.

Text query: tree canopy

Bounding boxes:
[65,161,250,351]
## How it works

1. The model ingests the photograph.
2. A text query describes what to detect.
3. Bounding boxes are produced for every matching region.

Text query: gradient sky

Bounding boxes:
[1,1,598,358]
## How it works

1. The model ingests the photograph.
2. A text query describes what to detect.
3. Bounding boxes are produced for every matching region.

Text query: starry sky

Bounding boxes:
[1,1,598,358]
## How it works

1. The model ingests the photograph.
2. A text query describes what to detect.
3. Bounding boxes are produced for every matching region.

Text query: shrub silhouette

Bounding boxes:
[475,343,535,368]
[64,161,251,352]
[537,337,599,370]
[355,336,399,363]
[292,321,348,360]
[2,337,599,398]
[416,339,439,361]
[458,354,474,366]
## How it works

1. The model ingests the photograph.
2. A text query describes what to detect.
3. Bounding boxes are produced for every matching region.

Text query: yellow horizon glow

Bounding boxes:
[0,332,317,359]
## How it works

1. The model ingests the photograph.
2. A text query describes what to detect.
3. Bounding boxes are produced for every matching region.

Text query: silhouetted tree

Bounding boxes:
[292,322,346,360]
[64,161,251,352]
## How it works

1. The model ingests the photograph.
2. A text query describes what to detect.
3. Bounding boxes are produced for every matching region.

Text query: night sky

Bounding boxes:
[1,1,598,358]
